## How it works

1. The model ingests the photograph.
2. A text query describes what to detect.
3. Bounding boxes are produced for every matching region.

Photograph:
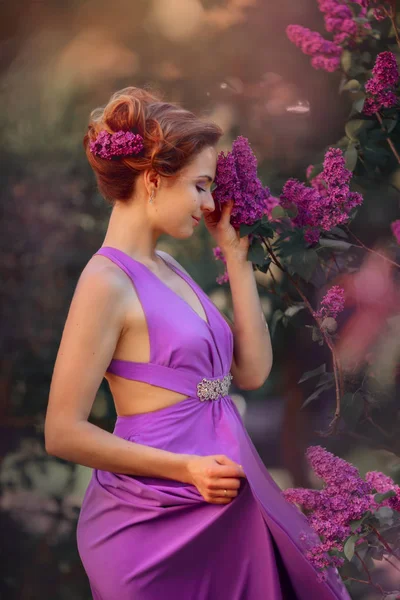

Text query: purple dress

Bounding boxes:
[77,246,350,600]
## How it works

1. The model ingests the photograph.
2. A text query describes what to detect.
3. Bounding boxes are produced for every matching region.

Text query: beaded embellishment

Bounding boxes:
[196,373,233,401]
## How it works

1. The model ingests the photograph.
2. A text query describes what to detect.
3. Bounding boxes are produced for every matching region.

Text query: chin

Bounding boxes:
[172,225,196,240]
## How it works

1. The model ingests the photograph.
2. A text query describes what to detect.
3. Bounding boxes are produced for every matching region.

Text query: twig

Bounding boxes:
[355,550,385,595]
[375,111,400,166]
[344,226,400,269]
[261,236,343,435]
[369,525,400,561]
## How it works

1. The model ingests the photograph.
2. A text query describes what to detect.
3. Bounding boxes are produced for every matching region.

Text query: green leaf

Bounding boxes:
[344,144,358,171]
[300,380,334,409]
[247,238,266,265]
[341,392,363,428]
[286,204,298,219]
[382,115,398,133]
[341,50,352,74]
[342,79,362,93]
[350,511,372,532]
[374,490,397,504]
[368,128,389,142]
[239,222,260,236]
[271,205,286,219]
[350,95,366,117]
[256,257,272,273]
[345,119,369,141]
[318,238,353,251]
[287,248,318,282]
[255,222,275,238]
[270,309,284,337]
[343,534,359,562]
[329,226,349,239]
[298,363,326,384]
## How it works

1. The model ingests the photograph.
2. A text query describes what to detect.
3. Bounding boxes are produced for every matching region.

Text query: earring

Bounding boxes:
[149,190,155,203]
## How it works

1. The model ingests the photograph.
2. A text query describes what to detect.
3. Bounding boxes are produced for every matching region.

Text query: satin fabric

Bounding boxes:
[76,246,350,600]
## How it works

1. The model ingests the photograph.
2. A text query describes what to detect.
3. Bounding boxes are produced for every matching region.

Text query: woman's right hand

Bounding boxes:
[185,454,246,504]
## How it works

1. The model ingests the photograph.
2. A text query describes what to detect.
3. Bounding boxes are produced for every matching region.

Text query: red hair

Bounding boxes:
[83,86,223,204]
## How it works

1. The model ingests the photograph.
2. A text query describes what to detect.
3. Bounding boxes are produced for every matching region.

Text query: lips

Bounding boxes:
[192,216,200,223]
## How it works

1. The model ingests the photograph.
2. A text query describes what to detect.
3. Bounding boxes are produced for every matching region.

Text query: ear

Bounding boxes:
[144,168,161,195]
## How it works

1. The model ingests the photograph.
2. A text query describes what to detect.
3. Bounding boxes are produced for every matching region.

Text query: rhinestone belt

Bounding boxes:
[196,372,233,402]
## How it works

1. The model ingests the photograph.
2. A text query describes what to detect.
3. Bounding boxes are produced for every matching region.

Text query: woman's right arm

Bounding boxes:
[44,258,192,483]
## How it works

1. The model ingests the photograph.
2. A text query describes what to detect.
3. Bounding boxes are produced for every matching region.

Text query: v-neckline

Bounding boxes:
[101,246,211,328]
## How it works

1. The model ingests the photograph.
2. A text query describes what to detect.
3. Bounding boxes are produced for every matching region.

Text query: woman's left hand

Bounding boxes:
[204,199,250,262]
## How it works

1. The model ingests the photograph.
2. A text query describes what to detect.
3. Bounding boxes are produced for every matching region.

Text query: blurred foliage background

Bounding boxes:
[0,0,399,598]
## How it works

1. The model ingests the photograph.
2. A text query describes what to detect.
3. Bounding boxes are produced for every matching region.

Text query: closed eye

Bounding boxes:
[196,185,206,193]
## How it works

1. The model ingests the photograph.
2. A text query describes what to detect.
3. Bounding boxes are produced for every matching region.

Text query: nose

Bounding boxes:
[201,190,216,214]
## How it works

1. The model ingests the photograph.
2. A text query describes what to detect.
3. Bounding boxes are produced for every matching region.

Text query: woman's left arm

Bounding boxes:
[223,252,273,391]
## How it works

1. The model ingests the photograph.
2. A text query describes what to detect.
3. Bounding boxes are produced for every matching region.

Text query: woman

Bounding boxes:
[45,86,350,599]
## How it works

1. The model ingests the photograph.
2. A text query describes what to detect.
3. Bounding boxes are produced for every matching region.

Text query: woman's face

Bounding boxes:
[151,145,218,239]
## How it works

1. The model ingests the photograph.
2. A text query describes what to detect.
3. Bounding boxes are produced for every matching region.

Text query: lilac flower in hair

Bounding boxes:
[90,130,144,160]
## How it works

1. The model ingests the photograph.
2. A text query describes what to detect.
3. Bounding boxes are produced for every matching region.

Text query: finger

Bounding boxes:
[209,488,237,499]
[214,465,246,478]
[208,477,242,490]
[210,497,232,504]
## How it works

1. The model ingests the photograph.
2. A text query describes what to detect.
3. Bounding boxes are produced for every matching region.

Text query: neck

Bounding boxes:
[102,200,161,264]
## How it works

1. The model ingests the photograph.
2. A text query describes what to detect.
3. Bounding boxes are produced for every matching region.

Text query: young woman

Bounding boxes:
[45,86,350,600]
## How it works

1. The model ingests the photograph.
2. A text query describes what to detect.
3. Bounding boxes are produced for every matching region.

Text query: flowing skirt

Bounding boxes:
[77,395,350,600]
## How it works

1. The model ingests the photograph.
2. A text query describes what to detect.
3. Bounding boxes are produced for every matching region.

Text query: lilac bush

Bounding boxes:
[283,446,400,582]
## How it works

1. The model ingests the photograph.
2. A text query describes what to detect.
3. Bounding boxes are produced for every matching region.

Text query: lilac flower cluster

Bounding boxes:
[317,0,371,46]
[363,51,399,115]
[365,470,400,512]
[391,219,400,244]
[89,130,144,160]
[281,148,363,244]
[364,0,391,21]
[307,165,329,198]
[213,136,273,228]
[212,247,230,285]
[313,285,345,319]
[283,445,399,576]
[286,25,342,72]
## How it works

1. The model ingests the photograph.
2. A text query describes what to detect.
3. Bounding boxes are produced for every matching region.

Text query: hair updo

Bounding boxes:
[83,86,224,205]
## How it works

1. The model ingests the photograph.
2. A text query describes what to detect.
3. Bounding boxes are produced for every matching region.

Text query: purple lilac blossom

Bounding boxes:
[90,130,144,160]
[363,51,399,115]
[212,136,273,228]
[281,148,363,243]
[313,285,345,319]
[286,25,342,73]
[317,0,371,46]
[212,136,275,284]
[365,470,400,511]
[391,219,400,244]
[365,0,390,21]
[212,247,229,285]
[282,445,398,574]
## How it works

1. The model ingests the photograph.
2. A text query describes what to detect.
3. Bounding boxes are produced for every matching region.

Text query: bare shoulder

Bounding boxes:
[156,249,191,278]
